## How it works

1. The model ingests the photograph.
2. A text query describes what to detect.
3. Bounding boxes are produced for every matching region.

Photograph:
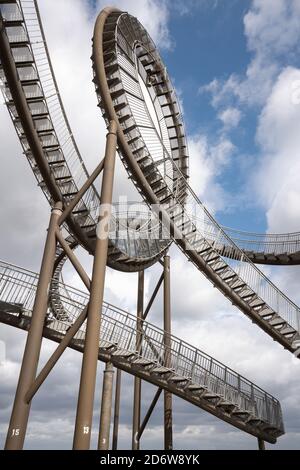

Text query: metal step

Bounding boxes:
[269,317,286,327]
[280,326,296,336]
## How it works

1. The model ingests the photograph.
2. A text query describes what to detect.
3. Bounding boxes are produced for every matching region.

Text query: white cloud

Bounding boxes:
[218,107,241,130]
[201,0,300,109]
[254,67,300,232]
[188,133,235,213]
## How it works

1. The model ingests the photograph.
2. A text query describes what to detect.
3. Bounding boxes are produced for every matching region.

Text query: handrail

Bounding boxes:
[95,11,300,333]
[0,0,170,265]
[0,259,284,432]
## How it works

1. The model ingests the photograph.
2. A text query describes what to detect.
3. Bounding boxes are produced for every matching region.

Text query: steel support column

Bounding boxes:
[132,270,144,450]
[258,438,265,450]
[112,369,122,450]
[5,202,63,450]
[163,255,173,450]
[98,362,114,450]
[73,120,117,449]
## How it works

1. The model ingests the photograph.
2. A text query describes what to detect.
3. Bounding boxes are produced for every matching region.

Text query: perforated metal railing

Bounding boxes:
[109,202,170,260]
[0,0,99,227]
[220,227,300,256]
[162,158,300,332]
[0,0,169,265]
[105,63,300,333]
[91,11,300,333]
[0,260,284,432]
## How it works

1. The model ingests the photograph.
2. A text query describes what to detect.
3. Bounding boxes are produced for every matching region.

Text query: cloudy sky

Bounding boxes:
[1,0,300,450]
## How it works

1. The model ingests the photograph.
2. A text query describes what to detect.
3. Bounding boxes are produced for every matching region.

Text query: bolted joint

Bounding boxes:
[107,119,117,136]
[52,201,63,215]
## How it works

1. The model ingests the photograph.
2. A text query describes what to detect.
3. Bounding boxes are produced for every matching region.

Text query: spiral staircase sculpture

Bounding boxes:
[0,0,299,449]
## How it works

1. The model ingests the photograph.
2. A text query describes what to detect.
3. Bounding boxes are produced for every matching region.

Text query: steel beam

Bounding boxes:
[59,158,104,225]
[98,362,114,450]
[5,202,62,450]
[73,120,117,449]
[55,230,91,290]
[25,305,89,403]
[143,271,164,321]
[163,255,173,450]
[132,270,144,450]
[137,388,162,441]
[112,369,122,450]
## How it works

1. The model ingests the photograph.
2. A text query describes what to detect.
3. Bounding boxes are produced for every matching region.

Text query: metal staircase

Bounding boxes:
[0,0,170,272]
[213,227,300,266]
[0,0,299,372]
[0,259,284,444]
[93,9,300,358]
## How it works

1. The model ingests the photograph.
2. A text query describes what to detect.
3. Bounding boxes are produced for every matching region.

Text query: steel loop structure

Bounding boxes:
[92,7,300,353]
[0,0,298,450]
[0,0,169,272]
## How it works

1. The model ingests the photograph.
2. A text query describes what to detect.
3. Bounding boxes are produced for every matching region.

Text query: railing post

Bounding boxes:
[5,202,62,450]
[190,349,198,383]
[176,340,182,370]
[0,266,8,298]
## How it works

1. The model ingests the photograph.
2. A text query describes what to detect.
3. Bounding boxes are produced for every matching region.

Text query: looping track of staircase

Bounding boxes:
[0,0,298,445]
[92,7,300,357]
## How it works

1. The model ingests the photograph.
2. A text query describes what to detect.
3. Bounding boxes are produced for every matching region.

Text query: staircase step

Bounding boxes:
[269,317,286,327]
[246,417,262,425]
[258,307,275,318]
[231,410,250,416]
[206,255,220,264]
[168,375,188,383]
[198,247,212,256]
[216,400,235,408]
[202,392,219,399]
[280,326,296,336]
[99,340,116,350]
[151,366,170,375]
[249,299,265,309]
[131,358,155,366]
[186,384,206,392]
[112,349,135,358]
[222,273,236,282]
[240,291,255,300]
[214,264,227,273]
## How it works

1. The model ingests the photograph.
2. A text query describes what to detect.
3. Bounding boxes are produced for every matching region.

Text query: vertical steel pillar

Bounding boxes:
[132,270,144,450]
[163,255,173,450]
[73,120,117,449]
[5,202,62,450]
[98,362,114,450]
[258,438,265,450]
[112,369,122,450]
